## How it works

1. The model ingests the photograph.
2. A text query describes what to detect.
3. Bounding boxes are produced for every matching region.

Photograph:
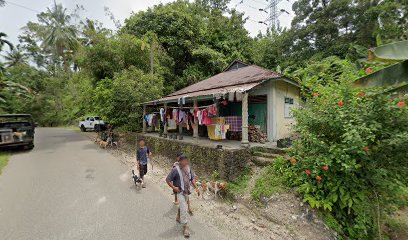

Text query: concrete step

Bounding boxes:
[252,151,281,159]
[251,146,288,155]
[252,156,275,167]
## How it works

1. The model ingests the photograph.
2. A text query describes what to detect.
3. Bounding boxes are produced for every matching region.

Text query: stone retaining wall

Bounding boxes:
[122,133,252,181]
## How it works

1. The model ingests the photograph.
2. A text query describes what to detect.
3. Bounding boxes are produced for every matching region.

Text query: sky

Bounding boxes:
[0,0,294,45]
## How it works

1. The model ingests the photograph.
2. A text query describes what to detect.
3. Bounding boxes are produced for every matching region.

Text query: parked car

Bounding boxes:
[79,116,105,132]
[0,114,35,150]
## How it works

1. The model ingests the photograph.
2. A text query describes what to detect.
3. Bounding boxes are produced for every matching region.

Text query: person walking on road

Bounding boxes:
[136,138,152,188]
[166,155,200,237]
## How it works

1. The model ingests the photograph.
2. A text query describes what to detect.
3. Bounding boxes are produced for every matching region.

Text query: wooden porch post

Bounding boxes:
[142,105,147,133]
[193,100,199,138]
[241,92,249,146]
[163,103,168,137]
[178,101,183,140]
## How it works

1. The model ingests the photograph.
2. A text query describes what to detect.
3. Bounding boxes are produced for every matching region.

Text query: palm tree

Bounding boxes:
[3,47,29,67]
[0,32,13,52]
[39,1,79,72]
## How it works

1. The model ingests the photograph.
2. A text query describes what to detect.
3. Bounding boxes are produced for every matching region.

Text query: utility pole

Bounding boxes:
[258,0,289,30]
[267,0,281,29]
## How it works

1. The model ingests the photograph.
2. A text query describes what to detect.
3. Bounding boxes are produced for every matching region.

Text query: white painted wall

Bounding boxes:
[250,79,300,141]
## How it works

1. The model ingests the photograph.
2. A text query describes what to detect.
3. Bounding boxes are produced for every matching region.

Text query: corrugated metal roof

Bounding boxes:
[145,82,263,104]
[144,64,285,105]
[168,65,282,97]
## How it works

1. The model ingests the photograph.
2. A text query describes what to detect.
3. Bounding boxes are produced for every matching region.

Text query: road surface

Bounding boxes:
[0,128,227,240]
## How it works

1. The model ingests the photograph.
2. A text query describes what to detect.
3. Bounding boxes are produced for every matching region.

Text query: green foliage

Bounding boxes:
[0,32,13,52]
[3,46,29,67]
[93,67,163,131]
[284,76,408,238]
[251,160,288,201]
[0,64,43,113]
[228,166,251,194]
[76,34,151,82]
[122,0,253,90]
[0,153,9,175]
[19,2,79,72]
[288,56,362,90]
[253,0,407,70]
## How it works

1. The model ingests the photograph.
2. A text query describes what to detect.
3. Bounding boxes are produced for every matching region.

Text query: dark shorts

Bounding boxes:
[139,164,148,178]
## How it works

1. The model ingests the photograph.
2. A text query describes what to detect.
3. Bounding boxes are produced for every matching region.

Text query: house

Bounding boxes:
[142,60,300,146]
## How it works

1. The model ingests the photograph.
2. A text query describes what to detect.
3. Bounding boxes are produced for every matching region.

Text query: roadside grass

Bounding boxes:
[62,126,81,132]
[251,164,287,201]
[383,208,408,240]
[228,167,252,195]
[0,153,10,175]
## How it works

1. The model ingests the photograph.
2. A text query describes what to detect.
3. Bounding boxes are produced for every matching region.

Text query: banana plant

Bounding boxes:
[354,40,408,92]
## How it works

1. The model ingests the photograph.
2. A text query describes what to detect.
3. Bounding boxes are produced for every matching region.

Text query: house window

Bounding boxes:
[284,97,294,118]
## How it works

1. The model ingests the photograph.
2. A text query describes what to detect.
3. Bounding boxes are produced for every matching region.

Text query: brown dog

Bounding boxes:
[13,132,24,141]
[197,181,228,199]
[99,140,108,149]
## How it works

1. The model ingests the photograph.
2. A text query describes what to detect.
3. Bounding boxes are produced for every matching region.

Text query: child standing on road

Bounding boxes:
[166,155,200,238]
[136,139,152,188]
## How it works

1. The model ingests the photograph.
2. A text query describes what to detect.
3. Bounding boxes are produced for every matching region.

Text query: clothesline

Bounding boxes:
[147,104,217,110]
[165,104,214,109]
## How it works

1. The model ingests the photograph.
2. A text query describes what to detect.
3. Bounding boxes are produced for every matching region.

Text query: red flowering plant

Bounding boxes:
[282,79,408,239]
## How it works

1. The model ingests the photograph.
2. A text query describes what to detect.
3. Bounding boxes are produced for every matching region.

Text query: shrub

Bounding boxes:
[93,66,163,131]
[286,80,408,239]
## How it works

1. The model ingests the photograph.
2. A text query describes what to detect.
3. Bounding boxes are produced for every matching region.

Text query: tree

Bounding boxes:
[93,66,164,130]
[20,2,79,72]
[123,1,202,76]
[253,0,407,71]
[194,0,231,13]
[0,32,13,52]
[3,46,29,67]
[122,0,253,90]
[76,34,152,83]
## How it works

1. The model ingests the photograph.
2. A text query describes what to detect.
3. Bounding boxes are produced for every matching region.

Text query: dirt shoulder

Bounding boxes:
[84,131,335,240]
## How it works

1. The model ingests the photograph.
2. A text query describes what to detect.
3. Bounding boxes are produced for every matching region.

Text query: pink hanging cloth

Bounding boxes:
[202,110,212,125]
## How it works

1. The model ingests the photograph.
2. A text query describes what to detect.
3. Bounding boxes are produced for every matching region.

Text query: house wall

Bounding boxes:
[250,79,299,141]
[274,81,300,140]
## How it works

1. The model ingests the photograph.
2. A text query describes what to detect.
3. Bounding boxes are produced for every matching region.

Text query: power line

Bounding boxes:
[246,0,268,5]
[231,0,269,26]
[232,0,268,15]
[232,0,263,9]
[4,1,40,13]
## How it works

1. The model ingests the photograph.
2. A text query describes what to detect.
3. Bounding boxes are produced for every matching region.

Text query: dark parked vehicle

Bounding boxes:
[0,114,35,150]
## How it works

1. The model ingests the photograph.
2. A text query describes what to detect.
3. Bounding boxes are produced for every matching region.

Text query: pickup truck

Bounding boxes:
[79,116,105,132]
[0,114,35,150]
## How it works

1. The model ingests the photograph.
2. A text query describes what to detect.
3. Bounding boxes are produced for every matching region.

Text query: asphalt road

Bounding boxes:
[0,128,227,240]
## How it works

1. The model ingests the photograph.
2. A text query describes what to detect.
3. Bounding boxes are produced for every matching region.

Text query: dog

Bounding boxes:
[99,140,109,149]
[13,132,24,141]
[132,170,143,187]
[197,180,228,199]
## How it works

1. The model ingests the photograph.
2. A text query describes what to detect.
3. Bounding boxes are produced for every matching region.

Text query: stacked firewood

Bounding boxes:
[248,125,267,143]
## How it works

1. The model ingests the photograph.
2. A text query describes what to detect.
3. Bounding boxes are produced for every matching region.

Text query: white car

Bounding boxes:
[79,116,105,132]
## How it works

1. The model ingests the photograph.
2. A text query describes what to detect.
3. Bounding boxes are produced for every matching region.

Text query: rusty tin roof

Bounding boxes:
[144,64,291,105]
